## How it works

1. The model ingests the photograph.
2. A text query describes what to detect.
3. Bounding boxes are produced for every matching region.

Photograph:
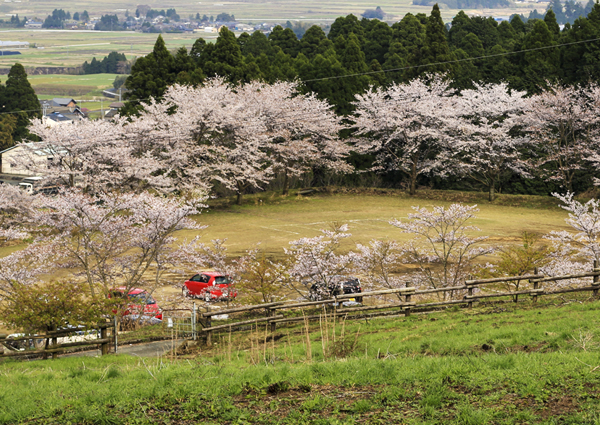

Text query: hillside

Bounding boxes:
[2,298,600,423]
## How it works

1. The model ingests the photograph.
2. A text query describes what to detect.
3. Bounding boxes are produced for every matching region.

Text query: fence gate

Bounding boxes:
[161,304,198,340]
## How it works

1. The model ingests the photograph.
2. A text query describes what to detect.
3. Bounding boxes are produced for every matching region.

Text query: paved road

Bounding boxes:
[63,339,185,358]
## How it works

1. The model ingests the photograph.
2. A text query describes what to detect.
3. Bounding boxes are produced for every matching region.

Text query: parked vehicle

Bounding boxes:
[308,276,363,303]
[18,176,58,195]
[109,287,162,320]
[182,271,237,302]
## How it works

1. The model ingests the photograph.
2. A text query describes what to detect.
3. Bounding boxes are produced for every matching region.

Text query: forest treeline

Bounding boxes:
[121,2,600,196]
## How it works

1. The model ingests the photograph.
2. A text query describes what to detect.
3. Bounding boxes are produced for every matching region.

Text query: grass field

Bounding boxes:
[187,189,570,258]
[2,298,600,423]
[0,30,210,70]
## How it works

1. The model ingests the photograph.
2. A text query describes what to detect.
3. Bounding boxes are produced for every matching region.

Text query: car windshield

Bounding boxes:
[214,276,230,284]
[129,293,156,305]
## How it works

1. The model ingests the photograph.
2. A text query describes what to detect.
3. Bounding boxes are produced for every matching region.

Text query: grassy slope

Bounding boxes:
[2,299,600,423]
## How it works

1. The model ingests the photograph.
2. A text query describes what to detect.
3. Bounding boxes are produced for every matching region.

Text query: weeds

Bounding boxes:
[571,328,599,352]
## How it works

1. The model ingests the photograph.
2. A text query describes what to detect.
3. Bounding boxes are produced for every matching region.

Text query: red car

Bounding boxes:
[182,272,237,302]
[109,287,163,320]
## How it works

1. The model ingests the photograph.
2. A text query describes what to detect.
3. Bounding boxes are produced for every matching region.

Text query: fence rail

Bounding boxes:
[0,321,116,359]
[195,263,600,345]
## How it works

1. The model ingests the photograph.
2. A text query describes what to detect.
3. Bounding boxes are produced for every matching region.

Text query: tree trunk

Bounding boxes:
[282,170,289,196]
[489,184,495,202]
[236,192,242,205]
[409,162,417,196]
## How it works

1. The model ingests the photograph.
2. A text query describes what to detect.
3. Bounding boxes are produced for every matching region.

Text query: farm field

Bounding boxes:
[2,298,600,423]
[0,0,547,22]
[0,30,208,70]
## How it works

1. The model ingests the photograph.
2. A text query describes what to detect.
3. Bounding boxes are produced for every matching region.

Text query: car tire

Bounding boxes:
[204,291,211,302]
[182,286,190,298]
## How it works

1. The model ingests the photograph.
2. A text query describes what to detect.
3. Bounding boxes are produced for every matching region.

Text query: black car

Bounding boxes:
[309,276,363,302]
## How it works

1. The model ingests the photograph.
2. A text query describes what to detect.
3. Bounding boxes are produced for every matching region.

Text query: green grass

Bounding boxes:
[189,189,570,257]
[2,298,600,423]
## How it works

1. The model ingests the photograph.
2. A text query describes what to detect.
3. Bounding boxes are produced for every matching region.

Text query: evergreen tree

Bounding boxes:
[269,26,300,57]
[73,12,80,21]
[328,14,365,44]
[448,10,472,48]
[382,42,409,83]
[420,4,454,77]
[452,32,484,89]
[299,25,332,59]
[392,13,426,80]
[173,46,204,86]
[363,20,393,64]
[482,44,516,84]
[515,20,559,93]
[2,63,40,142]
[510,15,527,34]
[559,4,600,84]
[544,9,561,37]
[203,27,246,83]
[242,31,273,57]
[124,35,176,108]
[497,20,518,50]
[0,114,17,151]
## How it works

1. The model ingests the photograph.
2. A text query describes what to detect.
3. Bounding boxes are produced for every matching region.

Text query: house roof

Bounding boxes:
[0,142,62,157]
[46,112,74,122]
[51,98,77,107]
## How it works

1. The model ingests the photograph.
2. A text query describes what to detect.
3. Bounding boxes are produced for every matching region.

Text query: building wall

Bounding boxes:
[1,146,47,176]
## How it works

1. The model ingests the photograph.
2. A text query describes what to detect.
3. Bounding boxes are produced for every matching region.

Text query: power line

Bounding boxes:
[302,35,600,83]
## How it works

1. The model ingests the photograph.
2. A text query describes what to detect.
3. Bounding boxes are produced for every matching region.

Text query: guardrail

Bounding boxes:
[195,263,600,346]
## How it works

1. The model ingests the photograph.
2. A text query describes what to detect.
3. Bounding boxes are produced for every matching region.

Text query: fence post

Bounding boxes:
[51,324,58,360]
[269,308,277,333]
[467,275,473,309]
[205,315,212,346]
[532,267,539,303]
[593,260,599,298]
[113,316,118,354]
[404,281,413,317]
[101,324,109,356]
[192,303,197,341]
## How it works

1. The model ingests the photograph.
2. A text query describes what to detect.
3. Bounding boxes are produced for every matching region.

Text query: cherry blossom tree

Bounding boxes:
[254,81,351,195]
[0,244,53,302]
[521,83,600,192]
[451,83,528,201]
[284,223,356,299]
[541,193,600,287]
[353,75,453,196]
[355,239,405,291]
[390,204,493,296]
[0,184,34,244]
[21,117,171,194]
[32,189,205,300]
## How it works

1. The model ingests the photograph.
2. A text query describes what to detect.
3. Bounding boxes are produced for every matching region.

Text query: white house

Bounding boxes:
[0,142,55,176]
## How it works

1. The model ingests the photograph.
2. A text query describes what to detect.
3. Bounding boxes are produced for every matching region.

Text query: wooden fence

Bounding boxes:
[195,263,600,345]
[0,320,116,359]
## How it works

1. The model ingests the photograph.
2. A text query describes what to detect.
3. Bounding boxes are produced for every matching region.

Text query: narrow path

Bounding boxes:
[63,339,185,358]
